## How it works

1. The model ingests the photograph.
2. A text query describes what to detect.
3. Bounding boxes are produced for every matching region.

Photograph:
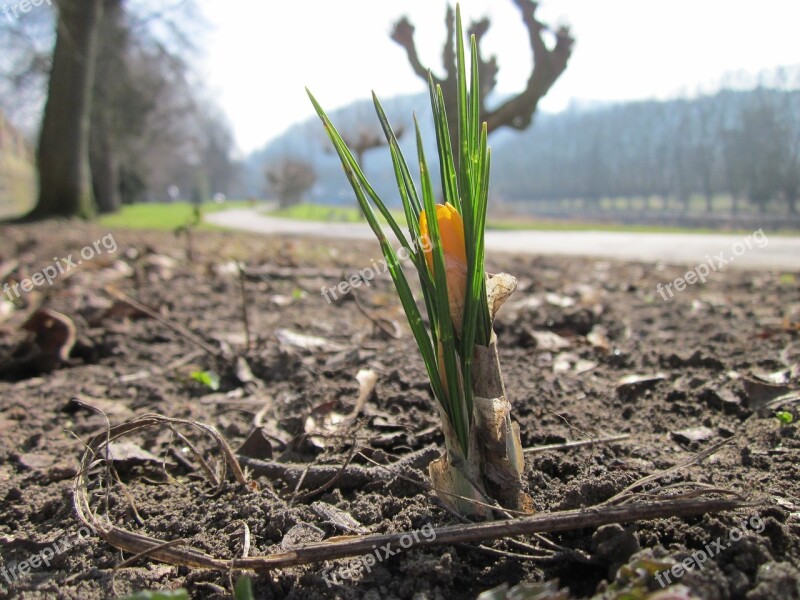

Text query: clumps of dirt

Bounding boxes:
[0,220,799,599]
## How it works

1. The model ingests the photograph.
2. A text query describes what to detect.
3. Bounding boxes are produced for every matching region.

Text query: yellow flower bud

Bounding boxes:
[419,202,467,333]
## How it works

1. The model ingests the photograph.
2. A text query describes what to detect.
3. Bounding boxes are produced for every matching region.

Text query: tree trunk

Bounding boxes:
[90,0,124,215]
[90,106,120,214]
[29,0,103,220]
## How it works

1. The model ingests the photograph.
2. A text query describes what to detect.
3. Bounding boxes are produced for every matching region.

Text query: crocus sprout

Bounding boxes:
[308,4,530,516]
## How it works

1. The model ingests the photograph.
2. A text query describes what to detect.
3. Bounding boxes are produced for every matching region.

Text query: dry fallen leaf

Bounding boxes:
[545,292,575,308]
[281,523,325,550]
[528,329,571,352]
[276,329,347,354]
[311,501,369,534]
[107,441,161,466]
[741,378,793,412]
[616,373,668,400]
[586,324,611,353]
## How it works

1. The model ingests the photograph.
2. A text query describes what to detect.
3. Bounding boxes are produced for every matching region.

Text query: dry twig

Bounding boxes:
[104,286,223,358]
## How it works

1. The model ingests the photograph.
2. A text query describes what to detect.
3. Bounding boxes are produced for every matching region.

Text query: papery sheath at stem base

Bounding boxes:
[429,273,534,517]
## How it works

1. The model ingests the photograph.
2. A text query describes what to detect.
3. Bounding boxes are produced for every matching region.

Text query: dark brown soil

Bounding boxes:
[0,221,798,600]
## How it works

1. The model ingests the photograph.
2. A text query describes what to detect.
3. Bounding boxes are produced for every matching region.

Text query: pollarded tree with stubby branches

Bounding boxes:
[391,0,573,150]
[266,157,317,209]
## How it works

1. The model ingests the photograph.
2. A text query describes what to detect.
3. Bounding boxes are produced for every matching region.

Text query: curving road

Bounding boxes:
[206,208,800,271]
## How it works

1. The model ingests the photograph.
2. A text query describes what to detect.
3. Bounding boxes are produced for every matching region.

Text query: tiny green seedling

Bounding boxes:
[775,410,794,425]
[190,369,220,391]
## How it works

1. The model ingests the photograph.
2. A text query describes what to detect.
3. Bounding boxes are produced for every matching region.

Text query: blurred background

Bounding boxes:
[1,0,798,230]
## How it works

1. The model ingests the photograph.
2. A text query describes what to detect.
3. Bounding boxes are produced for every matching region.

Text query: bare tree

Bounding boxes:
[30,0,104,219]
[323,123,405,218]
[266,158,317,208]
[2,0,232,216]
[391,1,573,151]
[337,126,406,171]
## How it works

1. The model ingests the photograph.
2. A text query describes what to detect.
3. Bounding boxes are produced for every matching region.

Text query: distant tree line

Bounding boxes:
[492,83,800,215]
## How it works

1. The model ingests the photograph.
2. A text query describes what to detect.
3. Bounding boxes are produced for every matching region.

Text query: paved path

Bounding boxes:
[207,208,800,271]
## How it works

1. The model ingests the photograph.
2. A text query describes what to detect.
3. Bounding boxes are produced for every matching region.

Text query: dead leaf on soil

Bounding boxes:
[552,352,597,375]
[23,308,76,363]
[107,441,162,467]
[311,501,368,534]
[586,324,611,353]
[752,369,791,385]
[143,254,178,281]
[779,342,800,379]
[276,329,347,354]
[616,373,667,400]
[741,377,795,412]
[269,294,296,307]
[17,452,61,471]
[504,295,542,317]
[324,347,362,371]
[0,308,76,378]
[235,356,255,384]
[545,292,576,308]
[671,426,715,446]
[528,330,571,352]
[237,427,273,460]
[281,523,325,550]
[304,401,348,447]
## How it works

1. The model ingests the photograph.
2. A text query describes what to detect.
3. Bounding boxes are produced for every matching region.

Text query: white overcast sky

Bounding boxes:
[200,0,799,154]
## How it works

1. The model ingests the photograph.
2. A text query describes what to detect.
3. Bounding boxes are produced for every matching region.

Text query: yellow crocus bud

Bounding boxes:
[419,202,467,333]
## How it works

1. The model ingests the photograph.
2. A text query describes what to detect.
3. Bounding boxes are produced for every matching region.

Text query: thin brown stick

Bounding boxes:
[603,437,735,506]
[523,434,630,454]
[119,349,204,384]
[104,286,223,358]
[238,444,439,490]
[472,543,555,561]
[170,428,221,488]
[231,496,747,571]
[293,437,359,502]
